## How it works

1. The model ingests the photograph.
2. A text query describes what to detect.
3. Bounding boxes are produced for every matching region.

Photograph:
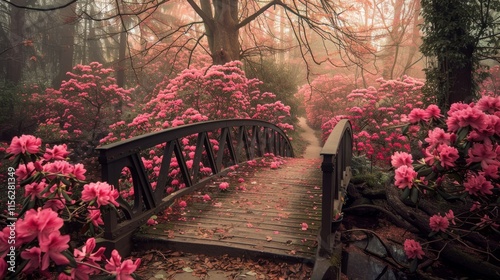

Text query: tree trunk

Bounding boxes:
[448,44,475,105]
[5,0,28,85]
[209,0,240,64]
[402,1,422,76]
[116,30,127,87]
[52,2,77,88]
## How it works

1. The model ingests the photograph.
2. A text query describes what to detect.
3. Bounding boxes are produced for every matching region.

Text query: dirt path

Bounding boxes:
[297,117,322,159]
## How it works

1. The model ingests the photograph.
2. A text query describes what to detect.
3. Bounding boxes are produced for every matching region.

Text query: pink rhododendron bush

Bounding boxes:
[99,61,294,202]
[101,60,293,143]
[299,75,427,166]
[28,62,133,145]
[1,136,140,279]
[388,95,500,275]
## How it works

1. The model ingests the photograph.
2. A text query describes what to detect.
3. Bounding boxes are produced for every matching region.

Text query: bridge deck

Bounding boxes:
[133,157,323,262]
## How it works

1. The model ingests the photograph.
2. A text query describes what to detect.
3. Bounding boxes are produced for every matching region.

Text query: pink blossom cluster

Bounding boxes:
[397,95,500,196]
[392,95,500,264]
[428,210,456,233]
[1,135,140,279]
[28,62,132,144]
[301,75,426,166]
[101,61,293,146]
[403,239,425,259]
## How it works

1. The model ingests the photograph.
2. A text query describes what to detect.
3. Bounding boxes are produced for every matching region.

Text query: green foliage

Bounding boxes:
[350,154,389,188]
[0,84,45,141]
[420,0,500,109]
[244,59,302,120]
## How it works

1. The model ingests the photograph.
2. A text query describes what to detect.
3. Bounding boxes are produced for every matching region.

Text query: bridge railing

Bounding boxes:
[319,119,353,250]
[313,119,353,279]
[96,119,294,255]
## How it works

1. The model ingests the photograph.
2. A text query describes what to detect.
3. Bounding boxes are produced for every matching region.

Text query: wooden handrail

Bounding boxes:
[313,119,353,279]
[95,119,293,256]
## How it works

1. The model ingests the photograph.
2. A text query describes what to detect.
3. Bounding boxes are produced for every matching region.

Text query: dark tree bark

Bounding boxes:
[5,0,28,85]
[52,2,77,88]
[191,0,241,64]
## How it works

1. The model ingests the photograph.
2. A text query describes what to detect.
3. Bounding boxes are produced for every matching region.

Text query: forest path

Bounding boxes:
[297,117,322,159]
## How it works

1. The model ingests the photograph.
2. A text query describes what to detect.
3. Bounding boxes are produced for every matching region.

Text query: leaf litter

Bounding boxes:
[132,249,313,279]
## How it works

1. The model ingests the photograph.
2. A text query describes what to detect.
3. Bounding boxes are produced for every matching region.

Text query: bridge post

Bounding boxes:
[312,119,352,280]
[320,155,335,256]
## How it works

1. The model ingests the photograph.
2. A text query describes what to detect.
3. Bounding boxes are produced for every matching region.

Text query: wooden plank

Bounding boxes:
[133,158,323,261]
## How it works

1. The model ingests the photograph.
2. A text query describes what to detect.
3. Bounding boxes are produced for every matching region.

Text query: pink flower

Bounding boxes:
[20,247,42,273]
[74,238,105,262]
[88,209,104,227]
[219,182,229,190]
[72,163,87,180]
[43,144,69,161]
[301,223,308,231]
[437,144,459,168]
[43,160,74,177]
[178,200,187,208]
[73,238,106,277]
[7,135,42,155]
[403,239,424,259]
[478,215,499,229]
[203,194,211,201]
[466,141,500,170]
[40,231,70,270]
[481,165,499,179]
[238,178,245,183]
[394,165,417,189]
[470,201,481,211]
[270,162,279,169]
[0,227,12,257]
[447,106,488,132]
[408,108,429,123]
[25,180,47,200]
[464,174,494,196]
[105,249,141,280]
[391,151,413,168]
[429,214,449,232]
[424,128,452,149]
[15,162,36,180]
[147,218,158,226]
[17,208,64,244]
[426,104,443,119]
[445,210,456,225]
[43,199,66,211]
[81,182,120,207]
[476,95,500,113]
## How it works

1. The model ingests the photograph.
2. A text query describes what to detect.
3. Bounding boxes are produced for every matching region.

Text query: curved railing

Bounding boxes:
[95,119,294,255]
[313,119,353,279]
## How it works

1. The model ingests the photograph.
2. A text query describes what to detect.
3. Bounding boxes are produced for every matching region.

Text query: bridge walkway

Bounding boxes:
[133,157,323,263]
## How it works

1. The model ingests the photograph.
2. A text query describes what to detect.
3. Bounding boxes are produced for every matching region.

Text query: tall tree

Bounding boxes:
[51,1,78,87]
[421,0,500,109]
[169,0,369,67]
[4,0,28,85]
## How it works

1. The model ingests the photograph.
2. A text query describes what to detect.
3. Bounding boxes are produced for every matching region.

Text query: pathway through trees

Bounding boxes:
[298,117,322,159]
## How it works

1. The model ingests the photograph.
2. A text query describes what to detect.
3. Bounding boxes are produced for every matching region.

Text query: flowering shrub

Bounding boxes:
[101,60,293,143]
[29,62,133,145]
[301,75,428,166]
[390,95,500,273]
[98,61,294,202]
[1,135,140,279]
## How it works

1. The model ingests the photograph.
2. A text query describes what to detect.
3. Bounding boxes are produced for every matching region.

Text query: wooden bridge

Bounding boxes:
[96,119,352,279]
